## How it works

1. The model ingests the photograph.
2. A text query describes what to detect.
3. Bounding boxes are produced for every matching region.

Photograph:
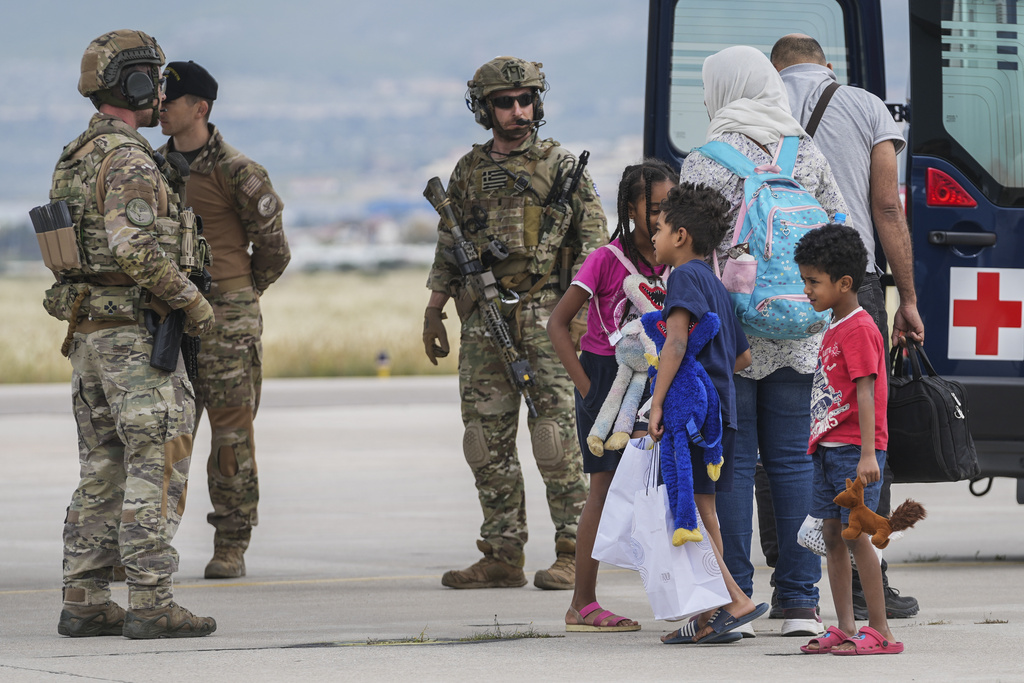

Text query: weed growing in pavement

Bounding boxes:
[927,620,951,626]
[976,617,1009,624]
[458,615,557,641]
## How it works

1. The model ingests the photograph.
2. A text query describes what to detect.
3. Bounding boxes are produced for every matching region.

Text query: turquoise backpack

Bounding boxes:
[696,136,830,340]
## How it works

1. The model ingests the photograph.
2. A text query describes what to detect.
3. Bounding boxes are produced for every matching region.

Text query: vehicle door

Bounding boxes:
[908,0,1024,493]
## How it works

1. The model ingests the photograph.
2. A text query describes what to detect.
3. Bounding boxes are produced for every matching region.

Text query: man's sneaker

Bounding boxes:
[57,601,126,637]
[122,602,217,639]
[852,584,920,620]
[769,587,820,620]
[781,607,824,637]
[534,553,575,590]
[441,556,527,589]
[205,546,246,579]
[734,621,756,638]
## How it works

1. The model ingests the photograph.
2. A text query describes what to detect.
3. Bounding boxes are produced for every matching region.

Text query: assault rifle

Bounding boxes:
[423,176,538,418]
[544,151,590,291]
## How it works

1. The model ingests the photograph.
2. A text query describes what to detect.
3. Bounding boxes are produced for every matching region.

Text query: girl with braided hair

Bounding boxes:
[547,158,678,632]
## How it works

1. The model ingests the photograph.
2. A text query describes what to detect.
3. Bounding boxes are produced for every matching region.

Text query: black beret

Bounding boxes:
[163,60,218,102]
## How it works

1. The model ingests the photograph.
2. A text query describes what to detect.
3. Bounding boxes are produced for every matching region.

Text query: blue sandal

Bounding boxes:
[692,603,769,644]
[663,616,742,644]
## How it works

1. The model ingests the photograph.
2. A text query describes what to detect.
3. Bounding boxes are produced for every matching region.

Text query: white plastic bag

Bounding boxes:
[592,436,655,569]
[630,453,730,622]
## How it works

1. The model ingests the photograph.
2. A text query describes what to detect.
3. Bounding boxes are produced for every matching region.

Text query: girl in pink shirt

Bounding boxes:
[547,158,677,632]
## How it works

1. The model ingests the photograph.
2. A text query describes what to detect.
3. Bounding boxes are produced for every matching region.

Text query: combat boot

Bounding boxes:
[57,601,126,637]
[533,538,576,590]
[441,540,527,589]
[205,545,246,579]
[122,602,217,639]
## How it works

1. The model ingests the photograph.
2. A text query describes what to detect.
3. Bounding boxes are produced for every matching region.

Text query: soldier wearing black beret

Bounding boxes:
[159,59,291,580]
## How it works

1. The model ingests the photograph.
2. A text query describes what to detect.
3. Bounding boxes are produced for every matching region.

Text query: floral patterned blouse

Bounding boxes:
[680,132,850,380]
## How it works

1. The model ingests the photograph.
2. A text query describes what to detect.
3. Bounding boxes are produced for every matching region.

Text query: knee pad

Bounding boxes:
[531,419,565,471]
[463,422,489,470]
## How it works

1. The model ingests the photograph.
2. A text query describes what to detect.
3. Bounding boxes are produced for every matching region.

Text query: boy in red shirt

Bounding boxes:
[793,224,902,655]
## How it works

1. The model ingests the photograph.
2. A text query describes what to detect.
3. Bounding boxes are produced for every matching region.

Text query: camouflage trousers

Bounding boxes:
[192,286,262,549]
[64,324,195,610]
[458,290,586,568]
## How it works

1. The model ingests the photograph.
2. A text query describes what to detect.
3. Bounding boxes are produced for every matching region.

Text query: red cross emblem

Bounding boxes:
[949,268,1024,360]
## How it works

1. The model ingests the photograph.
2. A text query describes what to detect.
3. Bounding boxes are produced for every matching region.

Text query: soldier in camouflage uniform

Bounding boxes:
[47,30,216,638]
[157,61,290,579]
[423,57,608,590]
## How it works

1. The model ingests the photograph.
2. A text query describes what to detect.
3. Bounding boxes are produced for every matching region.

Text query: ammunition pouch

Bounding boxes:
[471,196,528,255]
[43,282,148,323]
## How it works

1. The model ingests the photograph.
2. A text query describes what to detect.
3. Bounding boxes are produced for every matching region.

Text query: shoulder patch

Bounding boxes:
[240,174,264,197]
[257,192,279,217]
[125,198,155,227]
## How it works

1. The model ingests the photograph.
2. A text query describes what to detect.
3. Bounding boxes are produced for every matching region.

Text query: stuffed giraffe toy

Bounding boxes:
[639,309,724,546]
[586,273,666,456]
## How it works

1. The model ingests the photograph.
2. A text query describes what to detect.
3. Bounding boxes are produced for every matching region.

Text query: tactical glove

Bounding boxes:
[423,306,450,365]
[183,292,215,337]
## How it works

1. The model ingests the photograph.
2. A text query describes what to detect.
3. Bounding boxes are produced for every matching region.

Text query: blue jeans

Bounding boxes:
[717,367,821,610]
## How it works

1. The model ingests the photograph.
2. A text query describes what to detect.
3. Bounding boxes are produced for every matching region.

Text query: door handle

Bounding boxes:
[928,231,997,246]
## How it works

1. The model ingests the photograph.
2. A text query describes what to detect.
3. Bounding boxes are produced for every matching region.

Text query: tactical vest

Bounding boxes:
[49,120,185,279]
[457,138,575,291]
[43,116,196,324]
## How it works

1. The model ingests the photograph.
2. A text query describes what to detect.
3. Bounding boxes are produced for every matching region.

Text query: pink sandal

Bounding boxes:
[800,625,848,654]
[566,602,641,632]
[831,626,904,655]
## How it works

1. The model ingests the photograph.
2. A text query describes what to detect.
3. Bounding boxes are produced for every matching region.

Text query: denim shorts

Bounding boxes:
[810,444,887,524]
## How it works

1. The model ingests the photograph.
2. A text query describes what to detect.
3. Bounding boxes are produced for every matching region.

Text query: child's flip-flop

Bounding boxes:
[831,626,904,655]
[800,625,849,654]
[691,603,769,644]
[662,616,741,644]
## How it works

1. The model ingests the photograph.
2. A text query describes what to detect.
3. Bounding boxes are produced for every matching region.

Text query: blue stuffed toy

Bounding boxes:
[639,309,724,546]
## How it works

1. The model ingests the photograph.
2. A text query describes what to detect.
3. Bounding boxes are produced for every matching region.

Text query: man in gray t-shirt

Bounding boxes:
[766,33,925,620]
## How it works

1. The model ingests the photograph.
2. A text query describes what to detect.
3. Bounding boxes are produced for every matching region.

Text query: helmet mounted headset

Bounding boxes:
[465,56,547,131]
[79,30,165,125]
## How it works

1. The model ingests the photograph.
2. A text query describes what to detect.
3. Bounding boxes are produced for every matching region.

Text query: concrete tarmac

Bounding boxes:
[1,377,1022,682]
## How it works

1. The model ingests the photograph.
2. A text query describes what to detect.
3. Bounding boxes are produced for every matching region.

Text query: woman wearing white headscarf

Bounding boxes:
[678,46,848,642]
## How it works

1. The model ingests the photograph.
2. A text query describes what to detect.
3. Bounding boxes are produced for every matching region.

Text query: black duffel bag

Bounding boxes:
[887,340,980,483]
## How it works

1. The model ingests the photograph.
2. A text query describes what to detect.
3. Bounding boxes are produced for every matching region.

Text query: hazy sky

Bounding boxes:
[0,0,911,216]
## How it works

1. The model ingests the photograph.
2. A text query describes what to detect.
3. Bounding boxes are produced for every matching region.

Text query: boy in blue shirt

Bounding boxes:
[651,183,766,645]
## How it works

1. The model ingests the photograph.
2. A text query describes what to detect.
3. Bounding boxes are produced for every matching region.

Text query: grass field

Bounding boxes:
[0,268,460,384]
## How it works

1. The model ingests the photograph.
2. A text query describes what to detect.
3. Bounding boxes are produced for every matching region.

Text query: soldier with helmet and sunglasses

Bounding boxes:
[46,29,216,639]
[423,57,608,590]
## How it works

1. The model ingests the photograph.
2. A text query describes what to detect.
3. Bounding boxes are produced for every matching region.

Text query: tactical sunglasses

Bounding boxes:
[490,93,533,109]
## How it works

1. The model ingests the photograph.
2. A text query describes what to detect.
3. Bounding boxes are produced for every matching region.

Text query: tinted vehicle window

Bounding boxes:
[667,0,849,152]
[941,0,1024,193]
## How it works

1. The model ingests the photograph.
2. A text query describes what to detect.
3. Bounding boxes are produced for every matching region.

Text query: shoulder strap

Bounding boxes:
[775,136,801,176]
[603,243,639,276]
[805,82,841,138]
[695,141,757,178]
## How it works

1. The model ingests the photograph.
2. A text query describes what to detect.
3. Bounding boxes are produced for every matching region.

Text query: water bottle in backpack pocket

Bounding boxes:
[696,136,830,340]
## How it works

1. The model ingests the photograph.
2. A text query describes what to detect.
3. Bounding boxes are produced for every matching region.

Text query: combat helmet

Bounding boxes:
[466,56,547,130]
[79,29,164,121]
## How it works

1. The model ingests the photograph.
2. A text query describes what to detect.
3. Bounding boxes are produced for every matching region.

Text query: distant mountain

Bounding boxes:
[0,1,647,223]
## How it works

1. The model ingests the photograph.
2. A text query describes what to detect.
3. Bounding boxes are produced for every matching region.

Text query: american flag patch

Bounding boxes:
[240,174,264,197]
[480,168,508,192]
